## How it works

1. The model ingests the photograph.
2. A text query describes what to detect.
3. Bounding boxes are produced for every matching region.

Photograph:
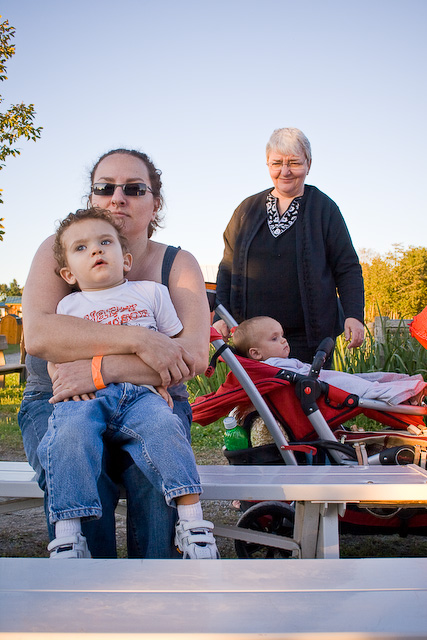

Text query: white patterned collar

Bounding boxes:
[266,192,302,238]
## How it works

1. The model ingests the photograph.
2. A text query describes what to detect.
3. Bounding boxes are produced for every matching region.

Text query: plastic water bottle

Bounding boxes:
[223,416,248,451]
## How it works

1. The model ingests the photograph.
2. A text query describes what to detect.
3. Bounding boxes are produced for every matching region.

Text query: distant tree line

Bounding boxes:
[360,245,427,322]
[0,279,22,297]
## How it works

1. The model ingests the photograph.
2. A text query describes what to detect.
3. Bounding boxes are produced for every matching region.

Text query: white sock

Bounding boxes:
[55,518,82,539]
[177,500,203,522]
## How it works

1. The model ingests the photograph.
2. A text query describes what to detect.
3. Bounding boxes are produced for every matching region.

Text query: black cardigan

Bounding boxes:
[215,185,364,347]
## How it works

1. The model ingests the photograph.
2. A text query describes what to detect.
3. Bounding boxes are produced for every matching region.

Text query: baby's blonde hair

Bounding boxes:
[233,316,272,358]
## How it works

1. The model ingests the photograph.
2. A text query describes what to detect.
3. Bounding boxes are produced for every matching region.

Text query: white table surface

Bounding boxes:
[199,463,427,502]
[3,462,427,560]
[1,557,427,638]
[3,461,427,503]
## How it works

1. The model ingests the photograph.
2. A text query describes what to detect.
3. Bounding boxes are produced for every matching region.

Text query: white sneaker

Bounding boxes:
[175,519,220,559]
[48,533,91,559]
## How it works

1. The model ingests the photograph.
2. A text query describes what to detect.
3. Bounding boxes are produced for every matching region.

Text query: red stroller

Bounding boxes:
[192,305,427,558]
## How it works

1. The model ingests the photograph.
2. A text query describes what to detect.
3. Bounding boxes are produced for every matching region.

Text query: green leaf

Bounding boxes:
[0,16,42,225]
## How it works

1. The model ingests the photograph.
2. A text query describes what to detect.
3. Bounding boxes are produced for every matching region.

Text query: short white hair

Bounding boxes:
[266,127,312,164]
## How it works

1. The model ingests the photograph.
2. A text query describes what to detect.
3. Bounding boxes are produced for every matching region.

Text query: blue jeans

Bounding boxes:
[37,384,201,522]
[18,390,193,558]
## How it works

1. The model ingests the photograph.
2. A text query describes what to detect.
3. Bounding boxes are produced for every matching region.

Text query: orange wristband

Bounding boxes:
[91,355,106,390]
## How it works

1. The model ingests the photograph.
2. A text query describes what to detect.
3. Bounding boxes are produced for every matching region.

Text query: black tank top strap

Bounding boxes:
[161,245,181,288]
[160,245,187,401]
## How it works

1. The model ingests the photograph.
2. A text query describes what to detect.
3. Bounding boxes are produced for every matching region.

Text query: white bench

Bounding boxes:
[1,556,427,637]
[2,461,427,559]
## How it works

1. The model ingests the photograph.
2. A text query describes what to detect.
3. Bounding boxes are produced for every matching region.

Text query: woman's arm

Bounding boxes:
[214,194,253,324]
[23,236,196,386]
[324,207,365,324]
[49,249,210,403]
[164,248,210,375]
[214,220,236,320]
[49,354,163,403]
[324,207,365,348]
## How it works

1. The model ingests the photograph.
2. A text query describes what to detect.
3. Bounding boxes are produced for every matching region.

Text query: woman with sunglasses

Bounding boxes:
[214,127,365,365]
[19,148,210,558]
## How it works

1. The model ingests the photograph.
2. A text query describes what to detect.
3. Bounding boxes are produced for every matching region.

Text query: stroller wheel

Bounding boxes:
[234,501,295,559]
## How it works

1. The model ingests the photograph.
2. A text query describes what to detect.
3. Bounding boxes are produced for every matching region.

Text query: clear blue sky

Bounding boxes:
[1,0,426,287]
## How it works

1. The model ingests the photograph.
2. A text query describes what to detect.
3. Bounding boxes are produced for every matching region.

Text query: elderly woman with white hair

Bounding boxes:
[214,127,365,364]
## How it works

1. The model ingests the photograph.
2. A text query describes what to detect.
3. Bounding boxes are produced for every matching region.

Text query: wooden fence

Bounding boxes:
[367,316,412,344]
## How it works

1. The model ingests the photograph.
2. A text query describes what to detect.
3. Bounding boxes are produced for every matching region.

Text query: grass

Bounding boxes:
[0,373,24,455]
[187,345,228,449]
[186,348,229,399]
[191,419,224,449]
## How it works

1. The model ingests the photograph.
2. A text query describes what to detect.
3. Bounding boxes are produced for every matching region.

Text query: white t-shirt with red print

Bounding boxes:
[57,279,182,337]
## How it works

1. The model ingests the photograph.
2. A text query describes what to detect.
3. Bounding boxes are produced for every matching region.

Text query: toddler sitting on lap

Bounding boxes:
[37,208,219,560]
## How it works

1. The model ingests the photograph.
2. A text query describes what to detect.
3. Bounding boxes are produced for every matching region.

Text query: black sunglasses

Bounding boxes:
[91,182,153,197]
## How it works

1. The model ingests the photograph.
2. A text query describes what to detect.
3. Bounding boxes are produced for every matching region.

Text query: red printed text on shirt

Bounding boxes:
[84,304,150,325]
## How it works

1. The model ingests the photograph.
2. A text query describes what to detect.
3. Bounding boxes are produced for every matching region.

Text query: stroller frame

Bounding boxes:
[213,304,427,463]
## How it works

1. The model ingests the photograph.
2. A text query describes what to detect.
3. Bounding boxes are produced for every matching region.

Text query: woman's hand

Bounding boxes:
[344,318,365,348]
[49,360,96,404]
[48,332,196,404]
[212,319,230,341]
[155,386,174,408]
[135,331,195,387]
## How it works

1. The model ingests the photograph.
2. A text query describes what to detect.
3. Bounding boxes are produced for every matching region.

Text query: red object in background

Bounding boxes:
[205,283,217,324]
[410,306,427,349]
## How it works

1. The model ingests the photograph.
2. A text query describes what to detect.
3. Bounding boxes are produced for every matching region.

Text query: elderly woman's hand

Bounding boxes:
[212,319,230,341]
[344,318,365,349]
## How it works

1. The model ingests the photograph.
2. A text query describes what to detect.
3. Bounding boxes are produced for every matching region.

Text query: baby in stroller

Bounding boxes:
[192,314,427,550]
[232,316,427,407]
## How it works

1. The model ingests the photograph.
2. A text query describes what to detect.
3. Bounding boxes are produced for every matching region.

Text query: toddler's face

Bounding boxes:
[60,218,131,291]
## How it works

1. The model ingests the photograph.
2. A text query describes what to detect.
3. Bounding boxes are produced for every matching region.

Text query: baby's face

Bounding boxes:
[255,318,290,360]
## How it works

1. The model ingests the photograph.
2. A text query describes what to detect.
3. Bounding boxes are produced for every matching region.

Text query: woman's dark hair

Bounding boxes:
[89,148,165,238]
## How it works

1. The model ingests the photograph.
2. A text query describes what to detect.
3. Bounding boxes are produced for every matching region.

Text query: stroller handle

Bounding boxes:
[310,337,335,378]
[215,303,238,329]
